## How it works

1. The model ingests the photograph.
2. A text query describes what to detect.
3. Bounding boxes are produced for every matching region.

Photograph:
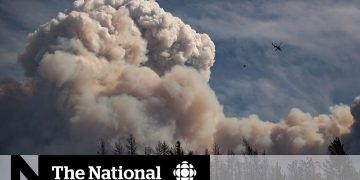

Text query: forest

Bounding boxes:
[96,136,359,179]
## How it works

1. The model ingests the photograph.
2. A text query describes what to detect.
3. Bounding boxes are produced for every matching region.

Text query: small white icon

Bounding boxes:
[173,161,197,180]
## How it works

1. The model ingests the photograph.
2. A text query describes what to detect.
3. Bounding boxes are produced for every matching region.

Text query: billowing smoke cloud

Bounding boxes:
[0,0,357,154]
[216,105,353,154]
[343,96,360,153]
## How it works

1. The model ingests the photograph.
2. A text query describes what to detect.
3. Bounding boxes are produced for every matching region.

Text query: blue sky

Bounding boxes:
[1,0,360,122]
[157,0,360,121]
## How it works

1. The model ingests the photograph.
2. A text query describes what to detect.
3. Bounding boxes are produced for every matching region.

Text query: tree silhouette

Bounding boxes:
[212,143,221,155]
[155,141,170,155]
[323,156,358,180]
[112,138,124,155]
[270,162,285,180]
[204,148,210,155]
[126,134,137,155]
[243,139,258,155]
[96,139,107,155]
[328,137,346,155]
[171,141,184,155]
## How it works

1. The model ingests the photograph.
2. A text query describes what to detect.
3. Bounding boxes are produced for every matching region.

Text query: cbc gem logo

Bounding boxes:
[173,161,197,180]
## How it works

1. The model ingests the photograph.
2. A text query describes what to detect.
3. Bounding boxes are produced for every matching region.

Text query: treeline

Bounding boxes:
[97,135,347,155]
[210,138,357,180]
[96,134,263,155]
[211,155,360,180]
[97,134,186,155]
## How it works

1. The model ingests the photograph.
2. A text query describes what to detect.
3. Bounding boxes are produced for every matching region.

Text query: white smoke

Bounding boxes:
[3,0,355,154]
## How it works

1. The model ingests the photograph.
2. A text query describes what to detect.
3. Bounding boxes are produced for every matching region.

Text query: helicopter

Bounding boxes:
[272,42,282,52]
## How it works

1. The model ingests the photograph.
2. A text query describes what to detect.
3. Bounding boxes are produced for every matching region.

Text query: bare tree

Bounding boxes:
[126,134,137,155]
[328,137,346,155]
[212,143,221,155]
[112,138,124,155]
[96,139,107,155]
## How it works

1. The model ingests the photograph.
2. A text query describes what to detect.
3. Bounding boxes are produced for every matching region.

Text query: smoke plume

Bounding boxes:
[0,0,357,154]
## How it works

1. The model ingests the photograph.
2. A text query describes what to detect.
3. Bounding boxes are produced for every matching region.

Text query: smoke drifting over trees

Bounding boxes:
[211,156,360,180]
[0,0,359,154]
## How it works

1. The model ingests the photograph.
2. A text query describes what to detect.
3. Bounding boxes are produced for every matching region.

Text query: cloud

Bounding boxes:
[155,0,360,121]
[0,0,357,155]
[344,97,360,153]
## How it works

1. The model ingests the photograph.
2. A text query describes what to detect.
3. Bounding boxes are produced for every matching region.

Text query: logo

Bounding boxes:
[173,161,196,180]
[11,155,39,180]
